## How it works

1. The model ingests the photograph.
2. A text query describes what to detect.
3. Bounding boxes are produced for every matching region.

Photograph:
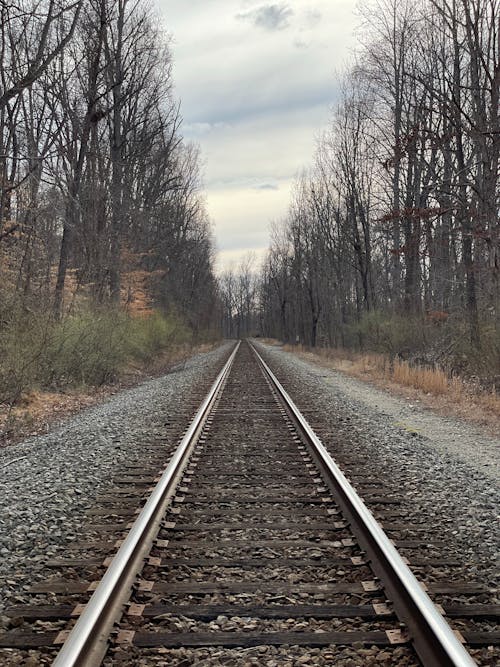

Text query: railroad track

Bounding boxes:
[0,340,498,666]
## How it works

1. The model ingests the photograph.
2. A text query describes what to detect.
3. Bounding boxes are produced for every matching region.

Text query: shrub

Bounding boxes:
[0,308,54,402]
[0,307,192,403]
[47,309,131,386]
[348,310,424,354]
[127,311,190,362]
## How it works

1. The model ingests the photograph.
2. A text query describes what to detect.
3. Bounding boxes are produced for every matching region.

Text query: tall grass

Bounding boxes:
[0,307,191,404]
[391,358,449,394]
[284,343,500,419]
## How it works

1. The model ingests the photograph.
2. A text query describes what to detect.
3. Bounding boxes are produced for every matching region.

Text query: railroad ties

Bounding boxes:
[0,341,498,665]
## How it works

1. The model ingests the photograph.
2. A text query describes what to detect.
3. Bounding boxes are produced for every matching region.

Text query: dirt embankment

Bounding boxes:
[0,342,219,449]
[271,341,500,437]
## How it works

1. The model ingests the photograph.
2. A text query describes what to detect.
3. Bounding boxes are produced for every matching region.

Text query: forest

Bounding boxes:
[222,0,499,384]
[1,0,499,415]
[0,0,219,404]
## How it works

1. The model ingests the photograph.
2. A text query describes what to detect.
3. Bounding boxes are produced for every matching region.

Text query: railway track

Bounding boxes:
[0,340,498,666]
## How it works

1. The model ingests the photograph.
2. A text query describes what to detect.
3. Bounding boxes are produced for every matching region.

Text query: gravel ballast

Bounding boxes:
[285,350,500,481]
[252,341,499,665]
[0,342,233,615]
[0,339,498,666]
[254,341,499,582]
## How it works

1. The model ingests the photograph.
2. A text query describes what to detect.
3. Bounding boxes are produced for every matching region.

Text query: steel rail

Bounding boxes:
[53,341,240,667]
[250,341,477,667]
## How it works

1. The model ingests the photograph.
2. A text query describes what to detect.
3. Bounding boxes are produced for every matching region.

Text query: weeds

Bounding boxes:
[0,307,192,404]
[285,343,500,423]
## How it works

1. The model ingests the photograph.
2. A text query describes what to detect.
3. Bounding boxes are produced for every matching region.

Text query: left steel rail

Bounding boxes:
[53,341,240,667]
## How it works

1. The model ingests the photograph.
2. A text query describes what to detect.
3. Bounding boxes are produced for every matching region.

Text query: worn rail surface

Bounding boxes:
[0,340,498,666]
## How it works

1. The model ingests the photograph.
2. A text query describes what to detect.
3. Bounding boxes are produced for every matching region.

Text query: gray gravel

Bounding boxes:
[0,339,497,665]
[0,342,233,614]
[296,353,499,481]
[254,341,500,589]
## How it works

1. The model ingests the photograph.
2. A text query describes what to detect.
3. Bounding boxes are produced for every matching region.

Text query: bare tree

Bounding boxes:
[259,0,498,362]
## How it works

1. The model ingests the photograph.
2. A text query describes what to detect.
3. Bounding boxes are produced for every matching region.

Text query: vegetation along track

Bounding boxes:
[0,341,498,666]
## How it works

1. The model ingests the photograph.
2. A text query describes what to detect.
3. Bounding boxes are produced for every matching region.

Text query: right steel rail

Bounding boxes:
[251,342,477,667]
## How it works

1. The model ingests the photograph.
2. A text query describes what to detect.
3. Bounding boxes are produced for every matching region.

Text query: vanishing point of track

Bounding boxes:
[0,340,498,666]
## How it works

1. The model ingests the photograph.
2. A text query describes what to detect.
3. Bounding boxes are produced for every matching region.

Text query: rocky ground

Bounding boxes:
[254,341,499,600]
[0,339,498,666]
[0,342,233,616]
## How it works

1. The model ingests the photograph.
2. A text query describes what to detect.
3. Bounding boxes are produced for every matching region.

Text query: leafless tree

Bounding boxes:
[1,0,219,338]
[259,0,498,357]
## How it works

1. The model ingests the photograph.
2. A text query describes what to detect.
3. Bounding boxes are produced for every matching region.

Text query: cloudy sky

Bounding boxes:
[155,1,359,271]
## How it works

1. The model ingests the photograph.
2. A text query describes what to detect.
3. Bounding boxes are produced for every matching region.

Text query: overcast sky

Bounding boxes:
[155,1,358,271]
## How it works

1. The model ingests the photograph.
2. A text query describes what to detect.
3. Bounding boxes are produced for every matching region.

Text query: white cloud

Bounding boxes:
[237,3,294,31]
[208,180,290,243]
[216,246,268,273]
[183,121,229,136]
[155,0,359,268]
[304,8,322,27]
[196,103,331,188]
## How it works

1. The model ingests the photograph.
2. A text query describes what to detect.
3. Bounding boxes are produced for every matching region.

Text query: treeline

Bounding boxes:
[0,0,218,333]
[258,0,498,371]
[0,1,221,403]
[219,255,259,339]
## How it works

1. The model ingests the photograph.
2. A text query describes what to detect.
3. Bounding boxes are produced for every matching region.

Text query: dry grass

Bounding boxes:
[392,358,449,394]
[258,337,283,346]
[283,344,500,432]
[0,340,219,448]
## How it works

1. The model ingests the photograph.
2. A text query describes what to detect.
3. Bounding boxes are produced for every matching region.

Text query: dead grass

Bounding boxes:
[283,344,500,433]
[257,337,282,346]
[0,340,219,448]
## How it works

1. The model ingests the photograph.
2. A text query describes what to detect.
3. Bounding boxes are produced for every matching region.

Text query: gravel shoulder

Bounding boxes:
[263,343,499,482]
[0,341,233,614]
[254,341,499,592]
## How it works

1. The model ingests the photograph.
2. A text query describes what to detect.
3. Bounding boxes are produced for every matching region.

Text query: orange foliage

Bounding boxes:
[120,247,163,318]
[121,269,155,317]
[0,240,164,319]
